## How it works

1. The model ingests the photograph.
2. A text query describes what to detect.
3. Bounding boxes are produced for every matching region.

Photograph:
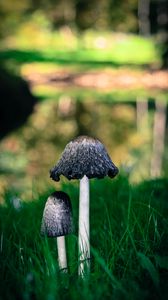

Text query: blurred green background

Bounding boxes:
[0,0,168,200]
[0,1,168,299]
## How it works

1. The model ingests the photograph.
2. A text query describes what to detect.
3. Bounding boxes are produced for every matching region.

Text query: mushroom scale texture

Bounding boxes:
[41,191,73,237]
[50,136,119,181]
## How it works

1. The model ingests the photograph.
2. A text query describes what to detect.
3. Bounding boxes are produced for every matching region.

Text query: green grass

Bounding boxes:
[0,31,160,71]
[1,176,168,299]
[31,84,168,104]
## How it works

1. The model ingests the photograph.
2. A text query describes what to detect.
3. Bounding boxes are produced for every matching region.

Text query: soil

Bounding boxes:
[23,68,168,91]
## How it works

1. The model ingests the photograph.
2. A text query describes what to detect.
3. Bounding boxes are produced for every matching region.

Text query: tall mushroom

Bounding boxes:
[50,136,119,276]
[41,191,73,271]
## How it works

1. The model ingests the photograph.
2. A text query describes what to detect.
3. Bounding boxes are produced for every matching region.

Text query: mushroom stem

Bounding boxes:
[56,236,68,271]
[78,175,90,276]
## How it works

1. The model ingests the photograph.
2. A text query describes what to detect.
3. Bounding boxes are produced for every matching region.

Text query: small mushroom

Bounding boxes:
[50,136,118,276]
[41,191,73,271]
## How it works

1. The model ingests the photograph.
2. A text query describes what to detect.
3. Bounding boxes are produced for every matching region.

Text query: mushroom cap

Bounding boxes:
[50,135,119,181]
[41,191,73,237]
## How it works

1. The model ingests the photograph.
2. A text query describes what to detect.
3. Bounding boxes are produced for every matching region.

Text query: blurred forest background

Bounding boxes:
[0,0,168,200]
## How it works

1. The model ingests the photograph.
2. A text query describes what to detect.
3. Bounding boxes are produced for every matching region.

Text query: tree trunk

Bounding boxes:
[150,100,167,177]
[136,97,148,132]
[138,0,151,36]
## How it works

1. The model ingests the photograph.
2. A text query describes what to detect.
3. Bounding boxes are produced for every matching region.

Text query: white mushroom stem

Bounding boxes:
[78,175,90,276]
[56,236,68,271]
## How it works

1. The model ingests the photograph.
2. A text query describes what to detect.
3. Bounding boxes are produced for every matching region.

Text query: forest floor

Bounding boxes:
[23,67,168,91]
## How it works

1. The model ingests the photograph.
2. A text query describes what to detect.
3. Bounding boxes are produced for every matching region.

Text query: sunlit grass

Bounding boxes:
[30,82,168,103]
[1,176,168,299]
[1,30,160,70]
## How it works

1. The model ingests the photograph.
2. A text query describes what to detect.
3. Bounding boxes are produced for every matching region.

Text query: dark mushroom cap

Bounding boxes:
[50,135,119,181]
[41,191,73,237]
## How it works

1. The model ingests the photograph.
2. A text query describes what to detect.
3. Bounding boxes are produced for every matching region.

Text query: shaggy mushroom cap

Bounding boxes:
[50,136,119,181]
[41,191,73,237]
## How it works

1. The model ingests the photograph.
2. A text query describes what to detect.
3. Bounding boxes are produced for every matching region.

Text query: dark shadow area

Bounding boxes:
[0,68,37,139]
[0,49,150,69]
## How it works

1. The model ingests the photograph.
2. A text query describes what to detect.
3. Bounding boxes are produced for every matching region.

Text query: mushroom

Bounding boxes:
[41,191,73,271]
[50,136,119,276]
